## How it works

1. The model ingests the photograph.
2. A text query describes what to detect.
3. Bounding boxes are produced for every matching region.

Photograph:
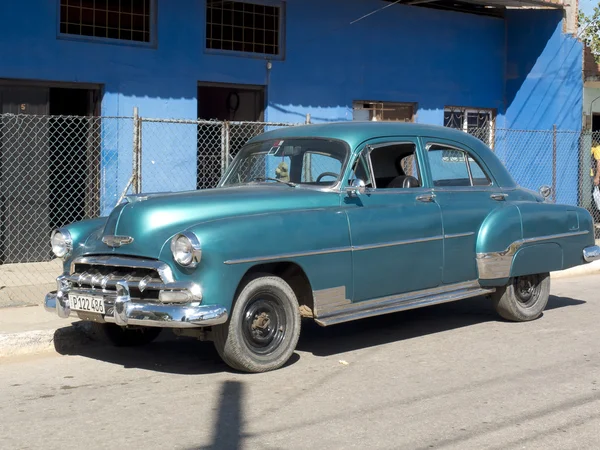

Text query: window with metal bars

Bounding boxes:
[59,0,152,44]
[443,106,495,148]
[206,0,283,57]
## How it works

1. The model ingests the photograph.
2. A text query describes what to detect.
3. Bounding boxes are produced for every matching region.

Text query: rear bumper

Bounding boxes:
[583,245,600,263]
[44,282,228,329]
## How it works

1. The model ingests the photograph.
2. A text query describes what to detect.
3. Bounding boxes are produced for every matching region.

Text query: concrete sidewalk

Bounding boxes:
[0,305,92,358]
[1,260,599,360]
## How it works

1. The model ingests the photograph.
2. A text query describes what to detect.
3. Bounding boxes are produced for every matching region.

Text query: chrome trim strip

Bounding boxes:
[476,230,590,279]
[314,280,494,326]
[444,232,475,239]
[352,235,443,251]
[224,235,444,265]
[224,246,351,265]
[70,255,175,283]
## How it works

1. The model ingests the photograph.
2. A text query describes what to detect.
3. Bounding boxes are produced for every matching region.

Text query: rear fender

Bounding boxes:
[475,204,522,285]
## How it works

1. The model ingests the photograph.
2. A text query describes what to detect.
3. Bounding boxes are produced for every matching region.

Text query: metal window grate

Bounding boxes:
[206,0,281,56]
[444,106,495,148]
[59,0,151,43]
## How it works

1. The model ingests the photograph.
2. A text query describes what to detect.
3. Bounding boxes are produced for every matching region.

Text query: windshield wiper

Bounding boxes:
[252,177,297,187]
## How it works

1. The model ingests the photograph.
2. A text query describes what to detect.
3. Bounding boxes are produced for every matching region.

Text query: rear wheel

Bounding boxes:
[212,274,301,373]
[492,272,550,322]
[88,322,162,347]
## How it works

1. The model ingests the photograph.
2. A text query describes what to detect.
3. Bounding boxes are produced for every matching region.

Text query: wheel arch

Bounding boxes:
[237,261,315,318]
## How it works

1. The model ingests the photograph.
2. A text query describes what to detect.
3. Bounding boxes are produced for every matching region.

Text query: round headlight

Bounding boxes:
[170,232,202,268]
[51,229,73,258]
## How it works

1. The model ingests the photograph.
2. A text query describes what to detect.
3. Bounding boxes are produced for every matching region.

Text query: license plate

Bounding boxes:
[68,293,106,314]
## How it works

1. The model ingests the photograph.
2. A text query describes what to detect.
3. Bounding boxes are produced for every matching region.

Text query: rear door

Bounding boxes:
[419,138,504,284]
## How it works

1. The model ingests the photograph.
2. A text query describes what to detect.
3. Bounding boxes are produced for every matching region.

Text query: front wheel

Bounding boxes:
[492,272,551,322]
[212,274,301,373]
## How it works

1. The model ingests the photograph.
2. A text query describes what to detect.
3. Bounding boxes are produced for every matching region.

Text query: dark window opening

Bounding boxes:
[196,83,265,189]
[206,1,281,56]
[59,0,151,43]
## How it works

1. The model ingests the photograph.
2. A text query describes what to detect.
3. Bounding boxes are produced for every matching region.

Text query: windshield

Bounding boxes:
[219,137,349,188]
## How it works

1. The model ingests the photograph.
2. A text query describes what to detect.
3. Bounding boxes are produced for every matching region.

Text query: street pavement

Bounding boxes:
[0,274,599,450]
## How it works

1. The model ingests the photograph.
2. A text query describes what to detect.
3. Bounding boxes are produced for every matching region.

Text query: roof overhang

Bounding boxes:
[402,0,563,7]
[386,0,565,17]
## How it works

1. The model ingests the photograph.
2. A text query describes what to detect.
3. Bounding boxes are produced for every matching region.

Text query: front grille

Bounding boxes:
[65,255,173,301]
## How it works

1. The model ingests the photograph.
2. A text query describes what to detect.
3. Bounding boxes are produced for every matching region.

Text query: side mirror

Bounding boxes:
[347,179,366,197]
[539,185,551,200]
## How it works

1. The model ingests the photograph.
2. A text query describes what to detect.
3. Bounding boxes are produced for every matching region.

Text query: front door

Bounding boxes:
[343,138,444,302]
[420,138,504,284]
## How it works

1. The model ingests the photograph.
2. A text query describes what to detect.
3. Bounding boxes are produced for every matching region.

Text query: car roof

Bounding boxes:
[248,121,517,188]
[250,121,473,148]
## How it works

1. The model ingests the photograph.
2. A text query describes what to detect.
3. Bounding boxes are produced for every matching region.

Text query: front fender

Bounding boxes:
[159,207,352,311]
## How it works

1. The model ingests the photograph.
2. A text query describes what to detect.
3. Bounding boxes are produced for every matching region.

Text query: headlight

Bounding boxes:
[51,229,73,258]
[170,232,202,268]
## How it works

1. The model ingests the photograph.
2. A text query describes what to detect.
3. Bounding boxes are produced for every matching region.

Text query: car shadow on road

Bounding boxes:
[54,329,231,375]
[296,294,585,357]
[53,294,583,373]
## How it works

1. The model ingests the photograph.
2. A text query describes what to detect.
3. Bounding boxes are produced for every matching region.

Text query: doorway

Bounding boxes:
[196,83,265,189]
[0,82,100,263]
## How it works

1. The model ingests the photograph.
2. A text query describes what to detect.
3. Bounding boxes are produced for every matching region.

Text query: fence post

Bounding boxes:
[221,121,230,176]
[552,124,557,203]
[132,107,142,194]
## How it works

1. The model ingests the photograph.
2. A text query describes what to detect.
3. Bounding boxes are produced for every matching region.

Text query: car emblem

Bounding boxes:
[102,235,134,248]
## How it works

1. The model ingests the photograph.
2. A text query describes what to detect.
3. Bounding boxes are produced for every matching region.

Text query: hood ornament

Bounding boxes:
[102,235,134,248]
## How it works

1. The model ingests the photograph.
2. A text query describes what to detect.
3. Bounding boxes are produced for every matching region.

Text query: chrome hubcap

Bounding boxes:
[514,275,541,308]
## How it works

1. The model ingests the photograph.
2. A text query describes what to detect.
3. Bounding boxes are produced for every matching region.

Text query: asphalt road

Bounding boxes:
[1,275,599,450]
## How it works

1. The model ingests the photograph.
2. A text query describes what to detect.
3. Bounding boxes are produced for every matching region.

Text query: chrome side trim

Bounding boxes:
[476,230,590,279]
[224,246,351,265]
[70,255,175,283]
[312,286,350,316]
[444,232,475,239]
[314,280,494,326]
[352,235,443,252]
[224,236,444,265]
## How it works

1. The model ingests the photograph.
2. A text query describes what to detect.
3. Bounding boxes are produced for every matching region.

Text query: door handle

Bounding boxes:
[416,194,435,203]
[490,193,507,201]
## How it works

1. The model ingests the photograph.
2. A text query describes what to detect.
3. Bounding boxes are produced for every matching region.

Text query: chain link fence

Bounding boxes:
[0,110,598,307]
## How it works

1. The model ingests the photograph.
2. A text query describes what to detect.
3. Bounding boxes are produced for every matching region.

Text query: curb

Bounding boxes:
[0,321,94,359]
[550,260,600,279]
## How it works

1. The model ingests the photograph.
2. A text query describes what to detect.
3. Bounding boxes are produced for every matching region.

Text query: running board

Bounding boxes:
[314,283,495,327]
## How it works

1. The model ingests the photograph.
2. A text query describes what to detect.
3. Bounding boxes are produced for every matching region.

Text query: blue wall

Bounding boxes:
[497,9,583,205]
[0,1,583,209]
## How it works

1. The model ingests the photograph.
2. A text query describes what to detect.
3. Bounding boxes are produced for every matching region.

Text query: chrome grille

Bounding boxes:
[66,255,174,301]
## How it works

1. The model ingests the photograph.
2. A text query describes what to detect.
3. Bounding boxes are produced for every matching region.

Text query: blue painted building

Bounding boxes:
[0,0,584,261]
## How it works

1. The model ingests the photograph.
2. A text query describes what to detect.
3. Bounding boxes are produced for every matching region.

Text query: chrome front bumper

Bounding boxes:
[44,281,228,328]
[583,245,600,263]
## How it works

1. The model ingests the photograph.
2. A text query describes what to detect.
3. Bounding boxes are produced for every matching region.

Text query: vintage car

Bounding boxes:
[45,121,600,372]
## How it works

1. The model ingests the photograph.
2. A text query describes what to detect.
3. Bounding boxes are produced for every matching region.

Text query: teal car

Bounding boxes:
[45,122,600,372]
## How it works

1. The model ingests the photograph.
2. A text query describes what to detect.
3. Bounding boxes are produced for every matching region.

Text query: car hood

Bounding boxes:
[81,185,337,259]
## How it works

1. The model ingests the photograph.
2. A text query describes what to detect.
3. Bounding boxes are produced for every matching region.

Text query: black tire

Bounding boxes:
[212,274,301,373]
[88,322,162,347]
[492,272,551,322]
